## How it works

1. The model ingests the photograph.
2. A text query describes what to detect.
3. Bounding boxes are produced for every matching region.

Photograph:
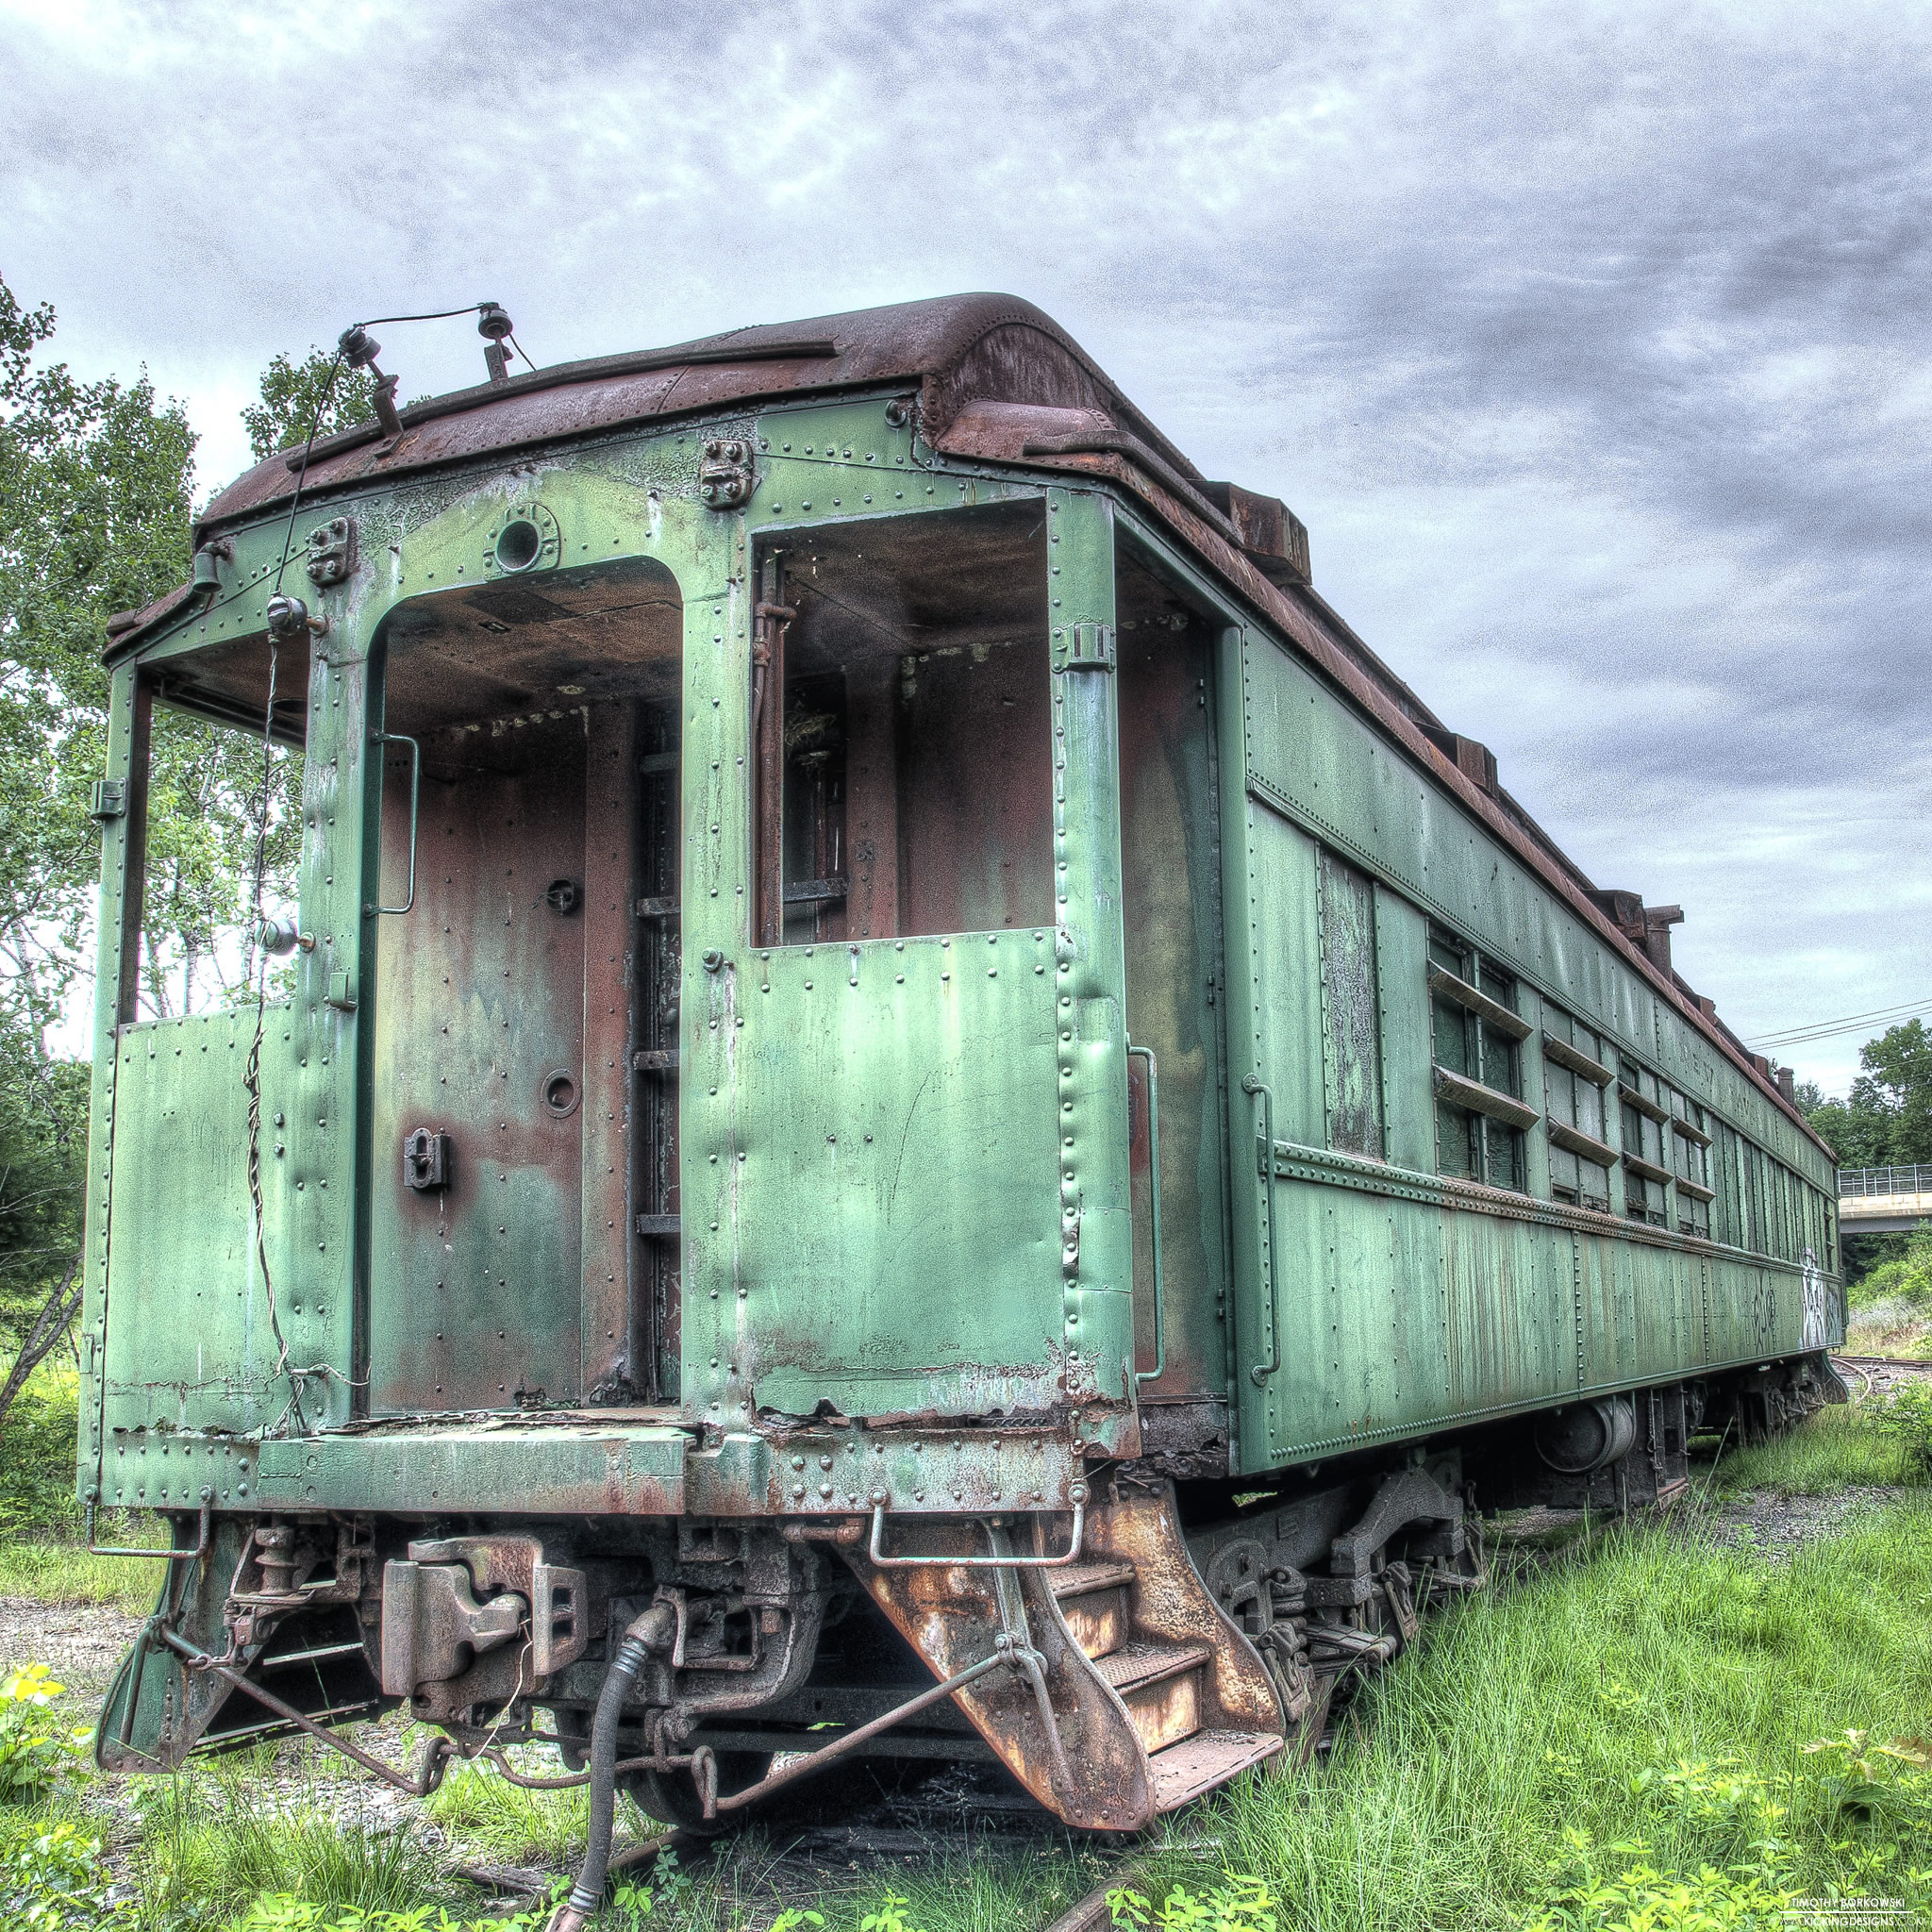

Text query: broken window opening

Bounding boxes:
[132,634,308,1020]
[753,501,1054,948]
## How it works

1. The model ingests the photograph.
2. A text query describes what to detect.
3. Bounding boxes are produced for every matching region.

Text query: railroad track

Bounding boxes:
[1832,1354,1932,1401]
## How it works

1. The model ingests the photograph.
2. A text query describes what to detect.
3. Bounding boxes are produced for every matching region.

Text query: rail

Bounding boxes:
[1840,1165,1932,1198]
[1241,1074,1281,1386]
[1127,1041,1165,1385]
[374,731,420,915]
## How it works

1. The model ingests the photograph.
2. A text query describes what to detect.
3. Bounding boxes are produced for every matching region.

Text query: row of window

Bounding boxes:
[1405,905,1830,1266]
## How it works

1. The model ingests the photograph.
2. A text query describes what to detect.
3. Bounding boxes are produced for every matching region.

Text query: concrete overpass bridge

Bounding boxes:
[1840,1165,1932,1234]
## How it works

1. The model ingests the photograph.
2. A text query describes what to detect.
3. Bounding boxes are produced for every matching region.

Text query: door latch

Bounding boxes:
[403,1127,452,1191]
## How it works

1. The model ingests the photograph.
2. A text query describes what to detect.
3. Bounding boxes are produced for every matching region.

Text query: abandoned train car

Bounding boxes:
[85,295,1842,1872]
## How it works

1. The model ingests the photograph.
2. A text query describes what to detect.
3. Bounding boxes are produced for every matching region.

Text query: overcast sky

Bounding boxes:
[5,0,1924,1096]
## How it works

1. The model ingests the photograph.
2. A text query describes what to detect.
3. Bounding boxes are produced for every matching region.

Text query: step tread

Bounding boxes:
[1148,1729,1285,1812]
[1049,1559,1137,1601]
[1093,1641,1215,1694]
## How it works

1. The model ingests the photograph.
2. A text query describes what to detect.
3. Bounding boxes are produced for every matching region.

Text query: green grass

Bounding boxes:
[0,1523,167,1612]
[1126,1494,1932,1932]
[129,1770,467,1927]
[0,1360,171,1614]
[1709,1399,1922,1496]
[426,1750,596,1864]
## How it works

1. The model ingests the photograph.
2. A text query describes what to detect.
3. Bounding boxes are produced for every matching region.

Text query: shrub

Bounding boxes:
[0,1666,90,1805]
[0,1373,82,1539]
[1858,1382,1932,1477]
[1850,1231,1932,1311]
[0,1816,131,1928]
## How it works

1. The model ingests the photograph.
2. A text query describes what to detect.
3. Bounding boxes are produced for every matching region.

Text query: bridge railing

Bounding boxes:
[1840,1164,1932,1198]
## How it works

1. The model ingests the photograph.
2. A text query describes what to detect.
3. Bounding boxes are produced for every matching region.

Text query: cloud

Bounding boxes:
[3,0,1924,1091]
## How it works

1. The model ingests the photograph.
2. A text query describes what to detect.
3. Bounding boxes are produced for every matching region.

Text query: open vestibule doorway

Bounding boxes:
[367,551,685,1413]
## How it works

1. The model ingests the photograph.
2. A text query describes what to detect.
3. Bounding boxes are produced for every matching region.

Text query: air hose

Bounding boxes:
[547,1604,675,1932]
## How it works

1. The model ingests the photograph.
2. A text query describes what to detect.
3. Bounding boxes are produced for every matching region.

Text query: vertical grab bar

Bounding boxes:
[1127,1041,1165,1385]
[1241,1074,1281,1385]
[375,731,420,915]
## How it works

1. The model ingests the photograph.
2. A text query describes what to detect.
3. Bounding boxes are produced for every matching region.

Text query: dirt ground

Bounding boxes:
[0,1595,145,1701]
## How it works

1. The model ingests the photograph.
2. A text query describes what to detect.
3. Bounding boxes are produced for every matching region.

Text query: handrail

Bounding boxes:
[375,731,420,915]
[88,1492,211,1561]
[1840,1164,1932,1197]
[1127,1041,1165,1385]
[1241,1074,1281,1386]
[866,1502,1085,1569]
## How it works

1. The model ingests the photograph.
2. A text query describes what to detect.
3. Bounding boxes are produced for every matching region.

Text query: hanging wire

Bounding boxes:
[508,333,538,371]
[356,304,499,327]
[246,348,348,1428]
[1746,994,1932,1052]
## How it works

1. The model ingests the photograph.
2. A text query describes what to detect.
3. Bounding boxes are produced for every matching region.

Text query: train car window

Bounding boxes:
[1318,850,1384,1158]
[132,637,308,1017]
[1668,1090,1712,1237]
[752,503,1052,945]
[1427,927,1527,1191]
[1617,1062,1672,1227]
[1542,1008,1611,1210]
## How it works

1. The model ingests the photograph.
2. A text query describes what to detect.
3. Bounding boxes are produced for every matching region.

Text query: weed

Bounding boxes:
[1526,1827,1793,1931]
[225,1897,574,1930]
[1108,1874,1281,1929]
[0,1813,133,1927]
[1846,1299,1932,1359]
[0,1665,91,1805]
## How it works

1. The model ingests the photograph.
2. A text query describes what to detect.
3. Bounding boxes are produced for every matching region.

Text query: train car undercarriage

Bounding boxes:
[97,1352,1836,1925]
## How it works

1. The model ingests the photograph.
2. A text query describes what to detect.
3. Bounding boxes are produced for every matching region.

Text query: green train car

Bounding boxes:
[84,295,1840,1890]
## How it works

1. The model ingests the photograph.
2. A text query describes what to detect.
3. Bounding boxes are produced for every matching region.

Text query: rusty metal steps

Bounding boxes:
[1049,1559,1136,1661]
[846,1488,1286,1830]
[1093,1639,1213,1693]
[1147,1729,1285,1812]
[1094,1639,1215,1755]
[1076,1486,1290,1816]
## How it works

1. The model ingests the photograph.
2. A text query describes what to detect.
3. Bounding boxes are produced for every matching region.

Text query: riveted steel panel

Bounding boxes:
[248,1423,688,1514]
[698,934,1067,1423]
[1239,633,1829,1191]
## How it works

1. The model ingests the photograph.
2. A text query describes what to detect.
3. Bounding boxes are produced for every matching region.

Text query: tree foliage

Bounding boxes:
[0,276,203,1385]
[1805,1020,1932,1170]
[0,276,302,1411]
[241,347,382,463]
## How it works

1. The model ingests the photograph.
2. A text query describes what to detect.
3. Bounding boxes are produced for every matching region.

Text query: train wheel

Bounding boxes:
[624,1753,772,1835]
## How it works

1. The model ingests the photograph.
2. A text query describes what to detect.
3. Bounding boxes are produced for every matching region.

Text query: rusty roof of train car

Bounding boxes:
[109,291,1830,1156]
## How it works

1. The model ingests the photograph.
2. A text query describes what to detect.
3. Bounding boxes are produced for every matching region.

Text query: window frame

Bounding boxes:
[1426,927,1534,1193]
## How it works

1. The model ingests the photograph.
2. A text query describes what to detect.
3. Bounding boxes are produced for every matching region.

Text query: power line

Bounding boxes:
[1747,995,1932,1052]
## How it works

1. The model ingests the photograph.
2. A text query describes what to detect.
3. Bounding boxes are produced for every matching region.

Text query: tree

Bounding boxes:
[0,277,204,1422]
[1805,1094,1889,1170]
[1805,1020,1932,1173]
[0,275,281,1427]
[241,347,382,463]
[1851,1020,1932,1166]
